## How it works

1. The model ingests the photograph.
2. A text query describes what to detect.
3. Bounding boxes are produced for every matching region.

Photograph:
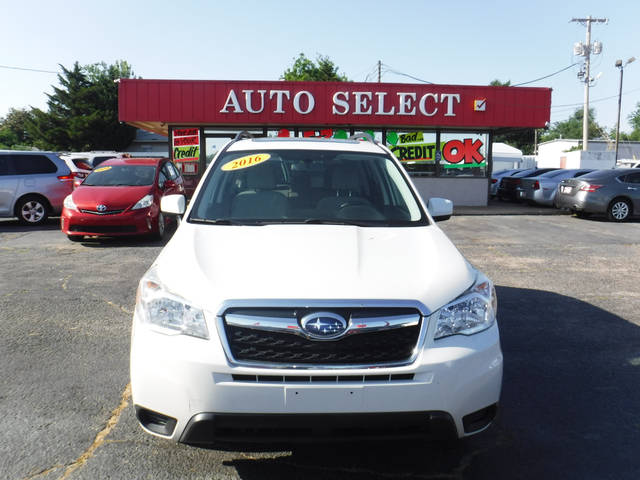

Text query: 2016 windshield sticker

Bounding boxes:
[221,154,271,171]
[93,166,112,173]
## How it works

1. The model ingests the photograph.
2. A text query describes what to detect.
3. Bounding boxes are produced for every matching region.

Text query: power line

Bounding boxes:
[511,63,580,86]
[551,86,640,109]
[381,64,432,84]
[0,64,58,74]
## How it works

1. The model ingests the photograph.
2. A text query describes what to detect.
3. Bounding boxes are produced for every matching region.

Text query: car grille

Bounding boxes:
[220,307,424,368]
[80,209,125,215]
[231,373,415,383]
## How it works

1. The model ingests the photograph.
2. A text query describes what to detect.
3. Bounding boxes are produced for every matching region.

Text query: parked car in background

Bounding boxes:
[555,168,640,221]
[497,168,559,202]
[490,168,523,198]
[60,152,130,188]
[518,169,594,206]
[61,157,184,241]
[0,151,74,225]
[59,155,93,188]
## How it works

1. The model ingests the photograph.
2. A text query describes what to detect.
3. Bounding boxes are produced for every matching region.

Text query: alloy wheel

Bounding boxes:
[21,200,46,223]
[610,200,630,221]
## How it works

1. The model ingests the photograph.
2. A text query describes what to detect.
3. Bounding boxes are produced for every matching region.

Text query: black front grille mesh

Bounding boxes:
[223,310,421,366]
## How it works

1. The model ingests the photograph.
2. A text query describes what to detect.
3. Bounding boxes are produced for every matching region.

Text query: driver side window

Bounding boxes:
[158,170,167,189]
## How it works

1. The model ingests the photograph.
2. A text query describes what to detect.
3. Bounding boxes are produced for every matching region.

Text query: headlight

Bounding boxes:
[135,267,209,339]
[434,272,497,340]
[63,194,78,212]
[132,194,154,210]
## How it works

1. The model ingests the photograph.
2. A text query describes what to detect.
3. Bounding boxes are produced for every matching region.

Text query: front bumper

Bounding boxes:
[61,206,158,236]
[130,309,503,444]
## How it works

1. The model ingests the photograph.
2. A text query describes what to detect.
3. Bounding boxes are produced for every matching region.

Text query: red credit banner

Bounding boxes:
[119,79,552,130]
[173,135,199,146]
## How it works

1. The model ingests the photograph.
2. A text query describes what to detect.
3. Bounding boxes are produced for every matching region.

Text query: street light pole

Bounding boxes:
[615,57,636,163]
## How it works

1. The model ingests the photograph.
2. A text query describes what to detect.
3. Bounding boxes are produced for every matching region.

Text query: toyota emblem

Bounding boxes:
[96,204,107,212]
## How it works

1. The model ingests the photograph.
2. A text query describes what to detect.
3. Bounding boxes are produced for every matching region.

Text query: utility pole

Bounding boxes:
[615,57,636,162]
[571,16,607,151]
[377,60,382,83]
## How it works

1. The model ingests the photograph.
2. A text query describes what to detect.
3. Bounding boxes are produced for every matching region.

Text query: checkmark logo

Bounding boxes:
[474,99,487,112]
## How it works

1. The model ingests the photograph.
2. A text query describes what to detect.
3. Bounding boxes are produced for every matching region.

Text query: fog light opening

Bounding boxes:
[462,404,497,434]
[135,406,177,436]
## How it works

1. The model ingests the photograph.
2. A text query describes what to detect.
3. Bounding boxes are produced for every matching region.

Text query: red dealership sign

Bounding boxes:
[119,79,551,135]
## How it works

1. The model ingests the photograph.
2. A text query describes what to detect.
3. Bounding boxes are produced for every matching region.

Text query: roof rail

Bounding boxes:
[349,132,376,143]
[234,130,254,141]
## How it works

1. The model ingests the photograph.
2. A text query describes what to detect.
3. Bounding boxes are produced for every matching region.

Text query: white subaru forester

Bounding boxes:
[130,132,502,445]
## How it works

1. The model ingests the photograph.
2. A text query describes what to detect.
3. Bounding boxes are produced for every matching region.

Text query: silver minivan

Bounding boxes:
[0,151,74,225]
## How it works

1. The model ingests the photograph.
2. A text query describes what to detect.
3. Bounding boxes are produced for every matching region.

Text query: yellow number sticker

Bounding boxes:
[221,154,271,171]
[93,166,112,173]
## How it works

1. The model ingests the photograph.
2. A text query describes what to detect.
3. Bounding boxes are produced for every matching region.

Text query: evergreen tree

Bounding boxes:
[27,61,137,151]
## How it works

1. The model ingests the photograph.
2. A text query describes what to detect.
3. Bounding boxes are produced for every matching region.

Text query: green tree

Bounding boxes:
[620,102,640,141]
[281,53,349,82]
[489,79,511,86]
[540,108,602,143]
[27,61,137,151]
[0,108,35,149]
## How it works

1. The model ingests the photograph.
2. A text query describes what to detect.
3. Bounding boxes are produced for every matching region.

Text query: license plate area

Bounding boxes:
[285,386,363,411]
[560,185,572,194]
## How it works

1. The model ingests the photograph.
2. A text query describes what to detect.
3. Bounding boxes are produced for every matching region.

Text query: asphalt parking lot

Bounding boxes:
[1,213,639,480]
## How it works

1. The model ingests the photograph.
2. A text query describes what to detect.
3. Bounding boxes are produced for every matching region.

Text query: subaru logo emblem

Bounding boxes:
[300,312,348,340]
[96,204,107,212]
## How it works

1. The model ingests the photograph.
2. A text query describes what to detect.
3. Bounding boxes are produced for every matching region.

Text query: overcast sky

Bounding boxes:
[2,0,639,132]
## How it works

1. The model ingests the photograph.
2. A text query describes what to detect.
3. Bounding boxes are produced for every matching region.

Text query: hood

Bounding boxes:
[153,223,475,315]
[72,185,152,210]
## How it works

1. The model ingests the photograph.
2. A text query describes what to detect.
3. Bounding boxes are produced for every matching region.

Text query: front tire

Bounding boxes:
[16,195,49,226]
[153,212,166,240]
[607,198,631,222]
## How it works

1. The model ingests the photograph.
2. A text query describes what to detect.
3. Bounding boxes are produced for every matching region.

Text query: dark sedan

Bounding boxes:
[497,168,559,202]
[555,168,640,221]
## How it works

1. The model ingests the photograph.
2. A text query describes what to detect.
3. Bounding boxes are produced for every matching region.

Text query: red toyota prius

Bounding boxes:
[61,157,184,241]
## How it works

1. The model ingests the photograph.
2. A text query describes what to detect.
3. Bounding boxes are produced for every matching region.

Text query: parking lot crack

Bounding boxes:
[90,293,133,315]
[57,383,132,480]
[21,464,64,480]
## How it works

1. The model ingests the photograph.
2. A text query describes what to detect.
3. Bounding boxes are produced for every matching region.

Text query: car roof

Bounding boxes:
[99,157,167,167]
[579,168,635,179]
[227,137,386,154]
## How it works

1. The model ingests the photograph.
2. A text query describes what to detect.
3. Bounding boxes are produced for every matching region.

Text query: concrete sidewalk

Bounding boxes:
[453,199,569,216]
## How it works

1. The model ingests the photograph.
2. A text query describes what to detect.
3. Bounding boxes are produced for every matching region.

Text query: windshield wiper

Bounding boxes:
[189,218,244,225]
[301,218,368,226]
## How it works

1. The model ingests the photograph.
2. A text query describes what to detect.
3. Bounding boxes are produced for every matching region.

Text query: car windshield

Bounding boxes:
[540,169,568,178]
[83,165,155,186]
[189,149,427,226]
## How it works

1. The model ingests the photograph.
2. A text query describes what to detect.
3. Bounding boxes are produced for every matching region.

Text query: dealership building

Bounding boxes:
[118,79,551,206]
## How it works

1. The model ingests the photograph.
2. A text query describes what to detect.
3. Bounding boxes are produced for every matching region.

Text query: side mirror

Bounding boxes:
[427,197,453,222]
[161,194,186,216]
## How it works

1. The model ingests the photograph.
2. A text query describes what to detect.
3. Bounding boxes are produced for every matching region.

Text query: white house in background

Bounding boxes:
[491,143,536,171]
[537,139,640,169]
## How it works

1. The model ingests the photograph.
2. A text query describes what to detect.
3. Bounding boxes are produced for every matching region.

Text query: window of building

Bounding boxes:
[439,132,489,177]
[385,130,437,176]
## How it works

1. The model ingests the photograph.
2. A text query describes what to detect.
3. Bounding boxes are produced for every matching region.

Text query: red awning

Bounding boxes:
[119,79,551,136]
